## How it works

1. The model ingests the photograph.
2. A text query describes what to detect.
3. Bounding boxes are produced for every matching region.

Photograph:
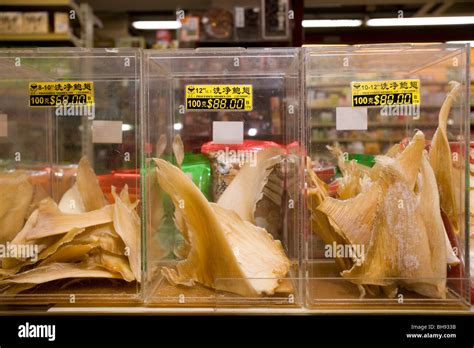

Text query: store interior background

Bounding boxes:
[0,0,473,310]
[1,0,473,105]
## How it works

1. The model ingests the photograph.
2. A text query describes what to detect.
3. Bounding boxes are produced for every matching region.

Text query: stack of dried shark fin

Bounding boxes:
[0,157,140,295]
[152,136,292,297]
[309,81,462,299]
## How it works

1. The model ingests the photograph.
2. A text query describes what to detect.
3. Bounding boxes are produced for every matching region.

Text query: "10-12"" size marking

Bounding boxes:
[351,79,420,107]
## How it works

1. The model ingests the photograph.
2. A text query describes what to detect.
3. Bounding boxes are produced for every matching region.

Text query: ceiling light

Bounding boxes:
[248,128,258,136]
[367,16,474,27]
[132,20,182,30]
[122,124,133,131]
[302,19,362,28]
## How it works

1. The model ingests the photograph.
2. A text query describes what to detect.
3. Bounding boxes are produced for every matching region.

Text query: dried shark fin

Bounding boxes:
[155,159,290,296]
[0,261,123,287]
[172,134,185,168]
[88,250,135,282]
[36,227,86,264]
[111,185,141,282]
[0,173,34,244]
[217,147,284,223]
[317,183,380,247]
[76,156,107,212]
[73,224,125,256]
[429,81,462,235]
[396,131,425,190]
[327,145,372,199]
[39,244,94,266]
[25,199,114,240]
[342,155,447,299]
[58,184,86,214]
[2,210,40,269]
[156,134,167,158]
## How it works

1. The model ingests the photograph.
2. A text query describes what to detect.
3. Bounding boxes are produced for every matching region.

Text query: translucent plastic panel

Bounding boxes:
[0,48,141,305]
[305,44,470,310]
[143,48,302,307]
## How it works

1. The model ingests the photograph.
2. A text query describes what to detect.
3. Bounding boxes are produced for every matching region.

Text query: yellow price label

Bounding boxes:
[351,79,420,107]
[185,84,252,111]
[29,81,94,107]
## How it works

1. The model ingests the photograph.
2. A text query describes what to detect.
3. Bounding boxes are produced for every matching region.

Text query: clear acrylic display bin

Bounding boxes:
[143,48,302,307]
[304,44,471,310]
[0,48,141,305]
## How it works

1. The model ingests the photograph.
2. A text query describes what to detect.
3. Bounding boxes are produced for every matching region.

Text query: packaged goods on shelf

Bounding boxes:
[0,48,141,304]
[0,12,22,34]
[22,12,49,34]
[143,48,302,307]
[305,44,471,310]
[54,12,70,34]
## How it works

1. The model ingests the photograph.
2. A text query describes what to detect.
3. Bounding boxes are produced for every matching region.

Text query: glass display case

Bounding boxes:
[304,44,471,310]
[0,48,141,304]
[143,47,302,307]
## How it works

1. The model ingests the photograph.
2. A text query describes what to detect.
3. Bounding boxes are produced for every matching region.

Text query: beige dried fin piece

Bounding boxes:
[156,134,167,158]
[401,154,447,297]
[0,261,122,286]
[328,145,347,175]
[172,134,185,167]
[0,173,34,244]
[39,244,94,266]
[342,156,447,299]
[36,227,86,263]
[327,146,371,199]
[58,184,86,214]
[88,251,135,282]
[368,143,402,182]
[318,131,426,248]
[25,199,114,240]
[217,147,285,223]
[317,183,380,247]
[26,183,49,218]
[306,157,329,201]
[172,207,191,258]
[148,159,166,233]
[396,131,425,190]
[145,160,167,260]
[2,210,40,269]
[73,224,125,256]
[76,156,106,212]
[111,185,141,282]
[0,283,38,295]
[155,159,290,296]
[337,162,364,200]
[309,198,352,271]
[429,81,462,235]
[116,185,139,210]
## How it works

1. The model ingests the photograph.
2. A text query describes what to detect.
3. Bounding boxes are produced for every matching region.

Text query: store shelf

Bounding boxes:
[311,138,401,143]
[0,305,471,315]
[0,1,99,48]
[0,33,81,46]
[312,122,439,129]
[0,0,73,5]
